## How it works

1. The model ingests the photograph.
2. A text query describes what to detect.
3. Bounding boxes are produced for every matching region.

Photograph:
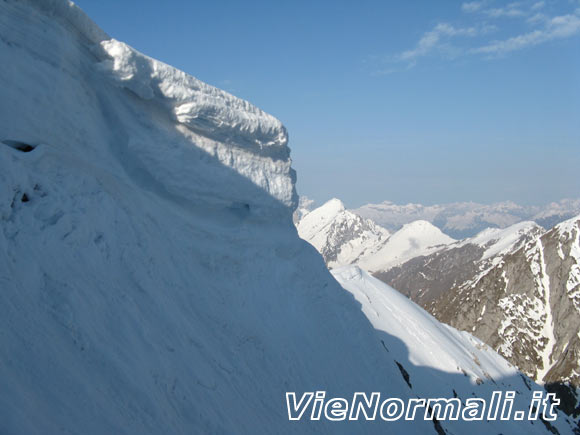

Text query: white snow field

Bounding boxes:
[357,220,456,273]
[0,1,575,433]
[459,221,543,260]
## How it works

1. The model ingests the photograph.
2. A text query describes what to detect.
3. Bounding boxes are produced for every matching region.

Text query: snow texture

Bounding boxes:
[0,1,575,433]
[357,220,456,273]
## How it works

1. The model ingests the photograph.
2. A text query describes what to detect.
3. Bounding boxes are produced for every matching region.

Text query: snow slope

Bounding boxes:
[0,2,400,433]
[333,266,573,433]
[0,1,575,433]
[333,266,521,379]
[461,221,544,260]
[357,220,456,273]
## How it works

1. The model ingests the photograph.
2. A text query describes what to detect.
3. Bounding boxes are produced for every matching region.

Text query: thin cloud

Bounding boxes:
[484,5,526,18]
[398,23,478,62]
[472,12,580,55]
[461,1,486,12]
[527,12,547,24]
[531,1,546,10]
[376,2,580,74]
[468,1,541,19]
[481,23,500,33]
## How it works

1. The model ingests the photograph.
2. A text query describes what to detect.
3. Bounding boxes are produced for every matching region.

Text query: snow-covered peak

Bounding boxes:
[398,219,453,238]
[296,198,346,240]
[554,213,580,238]
[297,199,390,268]
[462,221,544,260]
[297,203,458,273]
[358,219,456,272]
[319,197,346,214]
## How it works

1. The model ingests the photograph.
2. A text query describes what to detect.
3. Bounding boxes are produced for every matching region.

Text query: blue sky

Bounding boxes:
[74,0,580,207]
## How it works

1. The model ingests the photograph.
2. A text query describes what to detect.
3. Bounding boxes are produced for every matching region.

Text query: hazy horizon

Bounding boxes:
[301,194,580,211]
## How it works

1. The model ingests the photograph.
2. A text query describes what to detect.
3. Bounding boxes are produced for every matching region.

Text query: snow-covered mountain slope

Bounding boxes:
[428,215,580,414]
[333,267,575,433]
[0,1,576,434]
[0,2,404,433]
[458,221,544,260]
[297,198,390,268]
[357,220,456,273]
[355,199,580,239]
[296,200,455,272]
[375,221,544,305]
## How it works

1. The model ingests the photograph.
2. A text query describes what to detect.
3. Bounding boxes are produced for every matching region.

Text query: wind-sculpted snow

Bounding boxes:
[0,0,296,218]
[96,37,297,214]
[98,39,290,158]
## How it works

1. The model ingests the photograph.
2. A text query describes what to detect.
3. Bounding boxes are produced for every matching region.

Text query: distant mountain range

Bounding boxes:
[354,198,580,239]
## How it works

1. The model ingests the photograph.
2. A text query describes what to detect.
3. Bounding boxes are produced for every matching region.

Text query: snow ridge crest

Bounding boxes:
[98,39,290,158]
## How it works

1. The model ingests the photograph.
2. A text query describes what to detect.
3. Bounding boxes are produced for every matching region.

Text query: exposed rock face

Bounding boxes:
[374,243,485,305]
[375,217,580,388]
[374,216,580,419]
[426,217,580,398]
[377,222,543,305]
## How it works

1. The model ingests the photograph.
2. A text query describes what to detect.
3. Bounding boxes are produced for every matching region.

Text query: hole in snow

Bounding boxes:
[21,193,30,203]
[2,139,37,152]
[229,202,251,219]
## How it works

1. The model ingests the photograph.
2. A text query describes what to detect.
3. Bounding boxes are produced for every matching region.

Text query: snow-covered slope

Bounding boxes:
[355,199,580,239]
[0,2,399,433]
[333,267,574,433]
[358,220,456,273]
[458,221,544,260]
[333,266,522,380]
[297,198,390,268]
[296,200,455,272]
[373,217,580,417]
[429,216,580,407]
[0,1,576,433]
[375,220,544,305]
